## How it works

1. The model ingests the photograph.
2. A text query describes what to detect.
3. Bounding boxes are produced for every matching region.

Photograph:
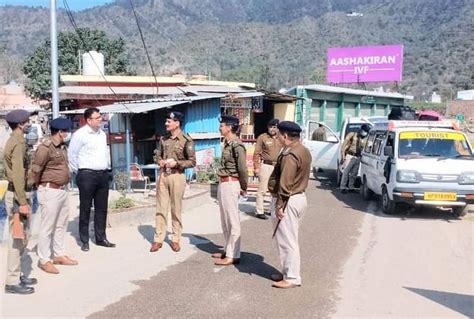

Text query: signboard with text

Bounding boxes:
[327,45,403,84]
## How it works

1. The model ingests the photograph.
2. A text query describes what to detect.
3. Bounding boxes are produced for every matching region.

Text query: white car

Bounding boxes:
[303,116,387,183]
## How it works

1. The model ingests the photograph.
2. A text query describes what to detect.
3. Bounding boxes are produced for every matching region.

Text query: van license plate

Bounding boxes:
[424,192,457,201]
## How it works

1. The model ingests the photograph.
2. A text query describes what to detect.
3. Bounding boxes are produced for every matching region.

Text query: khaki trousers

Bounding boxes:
[4,191,29,286]
[256,163,274,215]
[340,155,360,190]
[271,193,307,285]
[37,186,70,265]
[217,181,241,259]
[154,173,186,243]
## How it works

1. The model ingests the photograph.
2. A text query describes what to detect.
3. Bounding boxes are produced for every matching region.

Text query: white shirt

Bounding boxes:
[68,124,110,172]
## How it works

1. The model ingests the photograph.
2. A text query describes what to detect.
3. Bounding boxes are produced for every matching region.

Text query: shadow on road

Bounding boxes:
[314,170,463,221]
[137,225,154,244]
[186,234,280,281]
[404,287,474,318]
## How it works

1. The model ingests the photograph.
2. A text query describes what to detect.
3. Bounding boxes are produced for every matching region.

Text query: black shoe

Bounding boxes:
[264,211,271,216]
[20,276,38,286]
[341,189,348,194]
[96,239,116,248]
[5,284,35,295]
[256,214,268,220]
[81,242,90,252]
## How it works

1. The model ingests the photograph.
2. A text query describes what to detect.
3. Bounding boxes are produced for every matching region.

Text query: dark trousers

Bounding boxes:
[76,169,110,244]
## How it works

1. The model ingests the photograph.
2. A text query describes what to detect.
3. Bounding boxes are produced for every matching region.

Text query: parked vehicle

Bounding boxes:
[360,120,474,217]
[304,116,388,182]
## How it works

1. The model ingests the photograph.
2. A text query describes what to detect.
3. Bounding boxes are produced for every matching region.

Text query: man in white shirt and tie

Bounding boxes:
[68,108,115,252]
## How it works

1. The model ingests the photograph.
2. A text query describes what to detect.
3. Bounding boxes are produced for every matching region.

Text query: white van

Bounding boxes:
[360,120,474,217]
[303,116,387,181]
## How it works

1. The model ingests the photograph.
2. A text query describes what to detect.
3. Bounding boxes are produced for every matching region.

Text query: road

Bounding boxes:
[1,172,472,318]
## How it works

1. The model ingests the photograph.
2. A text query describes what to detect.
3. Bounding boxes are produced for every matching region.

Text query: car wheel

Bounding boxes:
[453,206,468,217]
[382,186,396,215]
[361,176,374,200]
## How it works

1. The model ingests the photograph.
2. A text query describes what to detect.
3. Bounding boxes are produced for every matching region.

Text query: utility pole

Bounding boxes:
[51,0,60,119]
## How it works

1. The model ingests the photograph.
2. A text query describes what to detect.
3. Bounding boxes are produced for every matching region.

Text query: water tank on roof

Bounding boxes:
[82,51,105,76]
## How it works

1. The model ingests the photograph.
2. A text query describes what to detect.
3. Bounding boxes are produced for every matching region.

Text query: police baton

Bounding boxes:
[272,200,289,238]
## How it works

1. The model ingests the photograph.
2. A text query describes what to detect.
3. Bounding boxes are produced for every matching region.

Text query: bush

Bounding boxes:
[196,157,220,183]
[110,197,134,210]
[113,171,130,197]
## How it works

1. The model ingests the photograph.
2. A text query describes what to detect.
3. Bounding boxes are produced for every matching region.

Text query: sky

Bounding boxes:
[0,0,113,11]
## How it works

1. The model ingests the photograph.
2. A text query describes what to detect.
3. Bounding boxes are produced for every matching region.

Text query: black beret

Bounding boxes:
[277,121,302,134]
[167,111,184,122]
[50,118,72,130]
[6,109,30,124]
[219,115,240,126]
[268,119,280,127]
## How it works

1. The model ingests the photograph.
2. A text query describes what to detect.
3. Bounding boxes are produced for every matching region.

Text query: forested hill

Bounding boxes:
[0,0,472,99]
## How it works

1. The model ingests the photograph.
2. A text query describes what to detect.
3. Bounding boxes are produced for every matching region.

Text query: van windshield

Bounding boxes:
[398,131,473,158]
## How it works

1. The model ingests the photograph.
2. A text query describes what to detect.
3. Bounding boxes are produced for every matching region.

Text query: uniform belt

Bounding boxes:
[78,168,109,173]
[263,160,277,166]
[164,168,184,175]
[40,182,67,190]
[220,176,239,183]
[347,152,359,157]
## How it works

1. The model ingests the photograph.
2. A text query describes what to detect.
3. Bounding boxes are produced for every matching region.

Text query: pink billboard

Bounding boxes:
[327,45,403,84]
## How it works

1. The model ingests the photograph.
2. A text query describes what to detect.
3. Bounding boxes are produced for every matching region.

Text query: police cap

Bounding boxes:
[167,111,184,123]
[50,118,72,131]
[360,124,371,133]
[6,109,30,124]
[219,115,240,126]
[277,121,302,134]
[267,119,280,127]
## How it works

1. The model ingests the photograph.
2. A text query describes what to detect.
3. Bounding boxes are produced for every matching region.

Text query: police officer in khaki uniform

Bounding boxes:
[212,115,248,266]
[253,119,282,220]
[32,118,78,275]
[150,111,196,253]
[3,109,37,295]
[268,121,311,289]
[340,124,370,193]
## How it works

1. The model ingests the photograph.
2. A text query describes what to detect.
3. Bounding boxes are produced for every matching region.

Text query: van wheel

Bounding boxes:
[361,176,374,200]
[382,186,396,215]
[453,206,468,217]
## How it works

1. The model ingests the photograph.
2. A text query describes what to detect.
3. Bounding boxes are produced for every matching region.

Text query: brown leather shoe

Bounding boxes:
[270,273,284,282]
[170,242,181,252]
[150,242,163,252]
[53,256,78,266]
[38,261,59,274]
[214,257,240,266]
[272,280,300,289]
[211,252,226,259]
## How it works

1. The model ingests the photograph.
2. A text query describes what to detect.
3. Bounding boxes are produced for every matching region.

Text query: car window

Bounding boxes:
[372,132,386,155]
[364,131,376,153]
[308,122,338,143]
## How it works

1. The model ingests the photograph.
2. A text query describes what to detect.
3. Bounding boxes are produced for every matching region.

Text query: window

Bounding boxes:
[364,131,376,153]
[372,132,386,155]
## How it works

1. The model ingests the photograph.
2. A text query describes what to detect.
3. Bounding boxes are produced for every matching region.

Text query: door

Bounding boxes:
[303,121,340,170]
[371,132,388,191]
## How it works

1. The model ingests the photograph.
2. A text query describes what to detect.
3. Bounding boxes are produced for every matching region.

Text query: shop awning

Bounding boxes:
[60,95,224,114]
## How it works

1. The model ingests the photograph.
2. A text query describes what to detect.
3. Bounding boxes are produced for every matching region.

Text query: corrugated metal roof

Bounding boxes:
[178,86,249,94]
[291,84,414,100]
[58,86,184,96]
[60,95,224,114]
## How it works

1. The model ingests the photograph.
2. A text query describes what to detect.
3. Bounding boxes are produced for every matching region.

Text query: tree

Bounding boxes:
[22,28,132,101]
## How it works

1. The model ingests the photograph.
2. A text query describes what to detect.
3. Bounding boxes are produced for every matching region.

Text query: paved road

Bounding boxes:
[91,174,366,318]
[2,171,471,318]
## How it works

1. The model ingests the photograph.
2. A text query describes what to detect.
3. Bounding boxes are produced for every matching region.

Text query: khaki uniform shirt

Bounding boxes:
[253,133,282,169]
[269,141,311,209]
[341,132,367,158]
[217,137,248,191]
[154,132,196,170]
[3,131,28,205]
[31,137,70,186]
